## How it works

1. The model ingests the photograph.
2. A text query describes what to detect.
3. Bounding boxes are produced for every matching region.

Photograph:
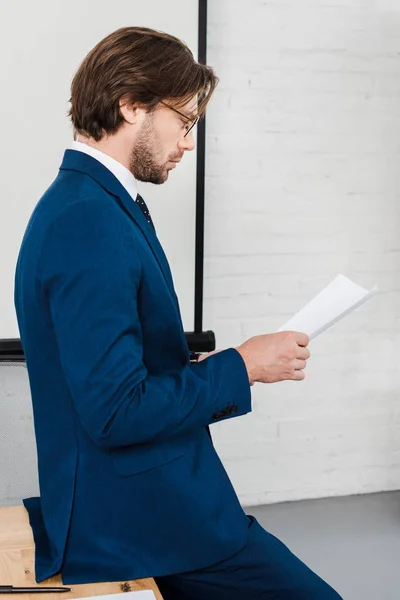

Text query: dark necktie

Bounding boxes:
[136,193,155,230]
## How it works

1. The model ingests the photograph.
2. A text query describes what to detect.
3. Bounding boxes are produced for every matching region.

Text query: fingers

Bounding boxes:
[293,359,307,371]
[292,331,309,347]
[297,346,311,360]
[280,330,310,353]
[289,358,307,381]
[292,369,306,381]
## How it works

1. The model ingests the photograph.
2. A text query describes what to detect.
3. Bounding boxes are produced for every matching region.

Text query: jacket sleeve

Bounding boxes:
[42,198,252,449]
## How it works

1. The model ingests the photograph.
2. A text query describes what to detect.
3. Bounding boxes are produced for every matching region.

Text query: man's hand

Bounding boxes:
[235,331,310,385]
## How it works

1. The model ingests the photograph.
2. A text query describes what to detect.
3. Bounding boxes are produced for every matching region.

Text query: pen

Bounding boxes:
[0,586,71,594]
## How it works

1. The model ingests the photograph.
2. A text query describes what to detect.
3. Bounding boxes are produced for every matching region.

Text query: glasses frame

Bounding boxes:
[158,100,199,137]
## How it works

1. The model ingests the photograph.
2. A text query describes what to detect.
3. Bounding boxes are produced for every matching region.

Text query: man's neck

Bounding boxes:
[76,134,130,170]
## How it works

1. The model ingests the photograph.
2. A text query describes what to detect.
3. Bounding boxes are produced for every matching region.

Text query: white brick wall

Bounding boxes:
[205,0,400,505]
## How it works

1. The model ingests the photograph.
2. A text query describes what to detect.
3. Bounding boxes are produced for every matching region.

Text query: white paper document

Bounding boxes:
[76,592,156,600]
[278,274,377,340]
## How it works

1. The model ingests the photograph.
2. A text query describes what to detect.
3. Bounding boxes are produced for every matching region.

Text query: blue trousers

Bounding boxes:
[155,516,343,600]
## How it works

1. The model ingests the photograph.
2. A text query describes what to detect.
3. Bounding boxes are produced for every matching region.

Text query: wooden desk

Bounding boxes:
[0,507,163,600]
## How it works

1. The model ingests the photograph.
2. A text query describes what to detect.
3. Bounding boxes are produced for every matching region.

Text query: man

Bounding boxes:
[14,27,342,600]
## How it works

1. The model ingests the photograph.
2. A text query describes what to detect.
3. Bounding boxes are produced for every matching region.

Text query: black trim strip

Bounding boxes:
[0,339,25,362]
[0,334,216,359]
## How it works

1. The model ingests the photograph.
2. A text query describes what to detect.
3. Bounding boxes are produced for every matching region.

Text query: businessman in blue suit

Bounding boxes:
[14,27,342,600]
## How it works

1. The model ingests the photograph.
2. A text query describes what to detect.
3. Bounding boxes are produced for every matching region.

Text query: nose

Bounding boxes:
[178,130,196,152]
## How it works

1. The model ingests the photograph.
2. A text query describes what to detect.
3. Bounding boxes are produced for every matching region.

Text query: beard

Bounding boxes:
[129,113,171,184]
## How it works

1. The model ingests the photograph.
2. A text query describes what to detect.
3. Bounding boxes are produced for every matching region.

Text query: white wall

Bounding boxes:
[205,0,400,505]
[0,0,198,338]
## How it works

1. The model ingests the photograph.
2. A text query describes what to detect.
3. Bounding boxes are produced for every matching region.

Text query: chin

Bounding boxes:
[155,172,169,185]
[136,172,168,185]
[156,170,170,184]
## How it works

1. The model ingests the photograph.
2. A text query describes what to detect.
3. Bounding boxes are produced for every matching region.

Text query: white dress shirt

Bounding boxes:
[70,140,138,202]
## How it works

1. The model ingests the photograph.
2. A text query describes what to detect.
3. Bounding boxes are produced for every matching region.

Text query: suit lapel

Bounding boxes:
[60,150,178,304]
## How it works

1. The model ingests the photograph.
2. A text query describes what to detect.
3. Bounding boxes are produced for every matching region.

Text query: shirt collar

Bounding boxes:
[70,140,138,202]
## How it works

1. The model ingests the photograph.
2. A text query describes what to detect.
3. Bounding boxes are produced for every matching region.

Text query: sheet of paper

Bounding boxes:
[75,592,156,600]
[278,274,377,340]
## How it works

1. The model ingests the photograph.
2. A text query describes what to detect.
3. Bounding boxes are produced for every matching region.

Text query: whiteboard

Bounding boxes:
[0,0,200,338]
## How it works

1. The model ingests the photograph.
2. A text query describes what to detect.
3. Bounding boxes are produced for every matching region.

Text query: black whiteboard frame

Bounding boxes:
[0,0,214,360]
[185,0,215,353]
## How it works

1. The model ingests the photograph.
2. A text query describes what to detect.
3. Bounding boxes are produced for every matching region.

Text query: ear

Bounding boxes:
[119,97,144,125]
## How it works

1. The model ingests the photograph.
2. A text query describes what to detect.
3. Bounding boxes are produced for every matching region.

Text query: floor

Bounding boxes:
[246,491,400,599]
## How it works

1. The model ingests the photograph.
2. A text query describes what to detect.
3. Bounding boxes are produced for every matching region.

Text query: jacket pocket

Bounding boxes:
[110,437,185,477]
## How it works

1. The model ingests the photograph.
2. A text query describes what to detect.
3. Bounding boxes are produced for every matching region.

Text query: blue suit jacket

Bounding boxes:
[14,150,252,584]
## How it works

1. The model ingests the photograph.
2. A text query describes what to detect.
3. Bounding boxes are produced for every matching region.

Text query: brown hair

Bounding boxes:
[68,26,218,141]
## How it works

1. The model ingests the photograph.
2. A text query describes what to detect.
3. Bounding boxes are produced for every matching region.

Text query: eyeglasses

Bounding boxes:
[159,100,199,137]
